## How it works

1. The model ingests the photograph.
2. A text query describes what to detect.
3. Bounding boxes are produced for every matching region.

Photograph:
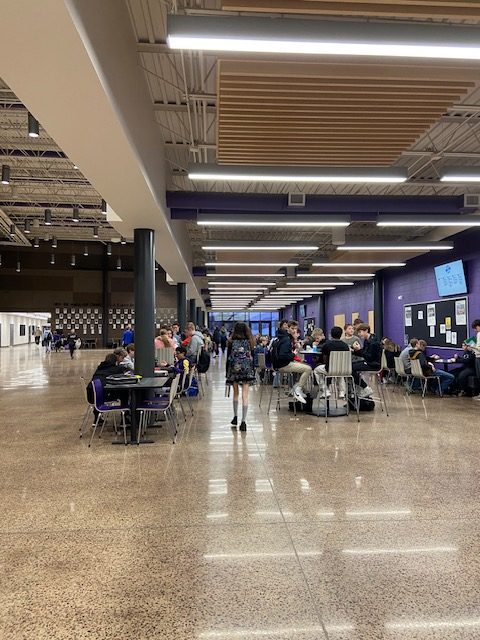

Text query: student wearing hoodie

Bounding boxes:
[184,322,205,363]
[272,320,311,404]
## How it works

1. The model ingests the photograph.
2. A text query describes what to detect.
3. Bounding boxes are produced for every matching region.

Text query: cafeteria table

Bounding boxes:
[104,376,170,444]
[433,357,457,371]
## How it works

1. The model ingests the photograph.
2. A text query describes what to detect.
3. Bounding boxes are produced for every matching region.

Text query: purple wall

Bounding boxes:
[383,229,480,353]
[325,280,374,329]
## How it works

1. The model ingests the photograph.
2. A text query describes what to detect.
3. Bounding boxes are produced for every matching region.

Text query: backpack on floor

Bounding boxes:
[348,396,375,412]
[197,349,211,373]
[288,395,314,413]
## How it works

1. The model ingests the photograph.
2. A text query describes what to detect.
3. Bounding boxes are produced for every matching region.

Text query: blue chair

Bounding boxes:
[88,378,129,447]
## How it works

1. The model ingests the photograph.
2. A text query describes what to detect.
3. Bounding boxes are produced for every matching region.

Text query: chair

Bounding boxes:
[267,369,306,415]
[410,359,443,397]
[137,374,180,444]
[178,364,196,416]
[360,350,390,416]
[257,352,273,406]
[196,346,209,394]
[88,379,129,447]
[156,347,175,365]
[79,376,94,438]
[394,357,411,392]
[323,351,360,423]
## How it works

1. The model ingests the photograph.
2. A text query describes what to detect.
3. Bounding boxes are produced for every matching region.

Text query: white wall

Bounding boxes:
[0,312,50,347]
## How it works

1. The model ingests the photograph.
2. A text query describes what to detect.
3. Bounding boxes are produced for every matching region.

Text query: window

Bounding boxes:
[19,325,26,336]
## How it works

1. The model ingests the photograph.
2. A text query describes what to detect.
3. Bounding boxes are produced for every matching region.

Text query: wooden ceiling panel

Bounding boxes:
[217,60,477,166]
[221,0,480,22]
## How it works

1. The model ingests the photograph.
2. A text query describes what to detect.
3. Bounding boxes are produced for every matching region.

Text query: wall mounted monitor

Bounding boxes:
[434,259,467,297]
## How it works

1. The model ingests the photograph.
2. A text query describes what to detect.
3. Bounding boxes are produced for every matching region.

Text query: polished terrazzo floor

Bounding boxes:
[1,344,480,639]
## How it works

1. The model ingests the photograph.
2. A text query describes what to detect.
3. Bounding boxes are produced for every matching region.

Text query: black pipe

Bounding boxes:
[177,283,187,332]
[134,229,155,377]
[373,274,384,338]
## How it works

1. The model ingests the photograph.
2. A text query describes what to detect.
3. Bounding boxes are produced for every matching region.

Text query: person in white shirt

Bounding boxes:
[399,338,418,373]
[122,344,135,370]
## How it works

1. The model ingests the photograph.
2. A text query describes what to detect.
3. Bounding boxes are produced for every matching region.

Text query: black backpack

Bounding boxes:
[348,396,375,412]
[269,338,281,369]
[197,349,211,373]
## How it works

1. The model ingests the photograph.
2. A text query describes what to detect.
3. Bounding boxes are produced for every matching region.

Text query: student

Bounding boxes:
[67,331,78,359]
[184,322,205,363]
[269,319,288,350]
[174,346,190,387]
[226,322,256,431]
[88,352,129,419]
[382,338,401,369]
[343,324,363,363]
[452,342,476,396]
[351,323,382,397]
[155,329,175,349]
[272,320,311,404]
[313,326,350,398]
[220,326,228,353]
[254,335,269,367]
[399,338,418,373]
[34,326,42,345]
[171,322,182,348]
[212,327,221,356]
[122,324,134,347]
[409,339,454,395]
[202,329,213,352]
[471,319,480,400]
[122,344,135,370]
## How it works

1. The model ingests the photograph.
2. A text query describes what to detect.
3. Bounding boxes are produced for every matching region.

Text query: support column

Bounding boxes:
[373,273,384,338]
[134,228,155,377]
[318,294,326,331]
[188,298,196,324]
[196,306,203,328]
[291,303,298,321]
[177,283,187,332]
[101,246,109,348]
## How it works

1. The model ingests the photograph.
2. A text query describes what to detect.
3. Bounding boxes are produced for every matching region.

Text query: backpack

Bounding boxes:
[269,338,281,369]
[348,396,375,412]
[197,349,211,373]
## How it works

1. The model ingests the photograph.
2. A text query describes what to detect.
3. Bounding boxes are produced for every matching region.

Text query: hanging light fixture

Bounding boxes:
[71,254,76,267]
[24,219,31,234]
[44,208,52,225]
[83,244,88,256]
[1,164,10,184]
[101,199,107,214]
[9,224,15,237]
[33,236,40,248]
[16,260,21,273]
[120,236,126,245]
[51,237,57,249]
[106,243,112,256]
[72,207,80,222]
[28,112,40,137]
[93,226,99,238]
[50,253,55,265]
[116,257,122,270]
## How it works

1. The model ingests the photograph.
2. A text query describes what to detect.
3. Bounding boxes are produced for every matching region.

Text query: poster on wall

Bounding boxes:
[427,304,436,327]
[303,317,315,336]
[455,300,467,326]
[405,306,412,327]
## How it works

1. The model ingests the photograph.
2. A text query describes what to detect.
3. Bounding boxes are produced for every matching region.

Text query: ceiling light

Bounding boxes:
[116,258,122,270]
[277,287,334,291]
[44,208,52,226]
[83,245,88,256]
[298,273,374,277]
[203,243,318,251]
[33,236,39,248]
[312,262,406,267]
[198,214,350,227]
[1,164,10,184]
[107,243,112,256]
[50,253,55,265]
[340,242,453,251]
[205,262,298,267]
[209,281,276,286]
[72,207,80,222]
[207,273,284,277]
[441,168,480,182]
[286,281,354,286]
[191,163,406,184]
[9,224,15,237]
[377,215,480,227]
[16,260,20,273]
[168,14,480,62]
[101,199,107,214]
[27,112,39,137]
[93,226,99,238]
[120,236,127,245]
[71,254,76,267]
[51,237,57,249]
[24,220,31,234]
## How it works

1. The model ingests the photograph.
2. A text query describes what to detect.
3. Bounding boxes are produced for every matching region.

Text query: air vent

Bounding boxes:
[288,193,306,207]
[464,194,480,208]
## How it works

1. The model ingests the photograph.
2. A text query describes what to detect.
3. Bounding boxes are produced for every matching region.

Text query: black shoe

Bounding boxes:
[231,416,238,429]
[239,421,247,432]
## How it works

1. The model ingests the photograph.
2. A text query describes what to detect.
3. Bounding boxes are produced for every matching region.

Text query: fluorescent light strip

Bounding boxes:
[207,273,284,277]
[203,245,318,251]
[198,215,350,227]
[209,282,276,286]
[192,171,405,183]
[168,15,480,62]
[286,281,354,286]
[206,262,299,267]
[377,215,480,227]
[340,243,453,251]
[441,168,480,182]
[298,273,375,277]
[312,262,406,267]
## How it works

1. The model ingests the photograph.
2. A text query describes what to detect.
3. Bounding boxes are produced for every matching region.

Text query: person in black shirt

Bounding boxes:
[351,323,382,397]
[452,342,476,395]
[313,326,350,398]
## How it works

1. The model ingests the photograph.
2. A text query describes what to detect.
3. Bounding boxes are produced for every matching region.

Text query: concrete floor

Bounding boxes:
[1,344,479,639]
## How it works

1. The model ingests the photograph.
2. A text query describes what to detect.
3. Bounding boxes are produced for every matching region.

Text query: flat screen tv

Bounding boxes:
[434,259,467,297]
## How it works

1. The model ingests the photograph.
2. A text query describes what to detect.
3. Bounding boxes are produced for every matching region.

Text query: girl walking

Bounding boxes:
[226,322,256,432]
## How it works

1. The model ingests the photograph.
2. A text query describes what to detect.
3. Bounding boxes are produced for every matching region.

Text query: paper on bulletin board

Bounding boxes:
[427,304,436,326]
[451,331,458,345]
[418,310,424,320]
[446,330,452,343]
[429,326,435,338]
[440,324,446,334]
[455,299,467,325]
[445,316,452,330]
[405,306,412,327]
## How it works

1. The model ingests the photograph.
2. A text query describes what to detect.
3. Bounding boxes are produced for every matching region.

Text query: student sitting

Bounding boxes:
[254,335,269,367]
[87,352,129,418]
[174,346,190,380]
[271,320,312,405]
[382,337,401,369]
[409,339,454,395]
[313,326,350,399]
[451,342,476,396]
[351,323,381,397]
[122,344,135,370]
[399,338,418,374]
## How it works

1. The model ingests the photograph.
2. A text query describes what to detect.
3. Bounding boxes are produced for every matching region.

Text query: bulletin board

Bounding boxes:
[403,297,469,348]
[334,314,346,329]
[303,317,315,336]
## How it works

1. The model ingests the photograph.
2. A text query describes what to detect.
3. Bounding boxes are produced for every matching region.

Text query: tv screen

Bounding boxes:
[434,260,467,297]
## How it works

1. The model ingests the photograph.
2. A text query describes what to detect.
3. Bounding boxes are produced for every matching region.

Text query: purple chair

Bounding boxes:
[136,374,180,444]
[88,378,129,447]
